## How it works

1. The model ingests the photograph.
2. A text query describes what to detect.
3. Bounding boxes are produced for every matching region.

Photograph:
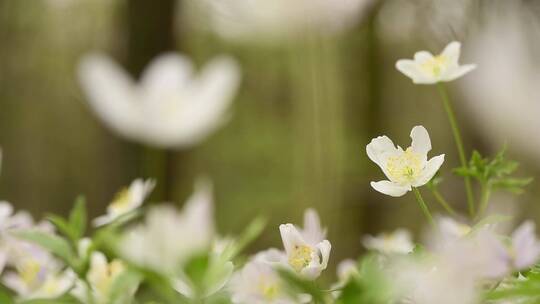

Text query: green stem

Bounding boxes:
[413,188,435,227]
[476,184,492,220]
[436,83,475,217]
[431,188,457,216]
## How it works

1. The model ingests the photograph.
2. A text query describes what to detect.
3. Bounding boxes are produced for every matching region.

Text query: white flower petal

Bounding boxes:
[414,51,434,63]
[140,53,193,99]
[441,41,461,64]
[396,60,431,84]
[413,154,445,187]
[78,53,141,140]
[410,125,432,157]
[442,64,477,82]
[302,209,326,245]
[512,221,540,269]
[366,136,399,177]
[370,180,410,197]
[279,224,307,254]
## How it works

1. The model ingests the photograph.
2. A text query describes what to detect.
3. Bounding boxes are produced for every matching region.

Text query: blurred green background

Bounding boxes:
[1,0,539,276]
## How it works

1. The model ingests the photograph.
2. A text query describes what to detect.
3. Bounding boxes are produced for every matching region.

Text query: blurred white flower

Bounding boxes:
[278,209,331,280]
[391,255,478,304]
[93,178,155,227]
[230,260,299,304]
[73,252,131,304]
[459,2,540,163]
[119,179,214,275]
[2,248,73,300]
[193,0,373,43]
[362,229,414,255]
[78,52,241,148]
[330,259,359,298]
[367,126,444,197]
[506,221,540,271]
[396,41,476,84]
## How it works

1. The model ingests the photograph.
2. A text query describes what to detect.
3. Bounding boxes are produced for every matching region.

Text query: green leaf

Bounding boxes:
[68,196,87,240]
[13,230,76,267]
[46,215,76,242]
[222,216,267,261]
[277,268,325,303]
[108,268,142,304]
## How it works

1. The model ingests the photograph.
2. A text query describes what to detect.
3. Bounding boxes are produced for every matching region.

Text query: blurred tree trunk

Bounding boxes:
[126,0,178,201]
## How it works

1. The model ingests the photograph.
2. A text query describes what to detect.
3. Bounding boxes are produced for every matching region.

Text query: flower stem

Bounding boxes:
[476,185,492,220]
[436,83,475,217]
[430,188,457,216]
[413,188,435,227]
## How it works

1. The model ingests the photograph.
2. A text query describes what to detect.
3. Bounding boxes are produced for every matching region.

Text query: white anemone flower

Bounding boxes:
[93,178,155,227]
[366,125,445,197]
[2,248,73,300]
[78,52,241,148]
[119,179,214,275]
[505,221,540,271]
[362,229,414,255]
[396,41,476,84]
[74,252,131,304]
[230,260,300,304]
[194,0,373,43]
[278,209,331,280]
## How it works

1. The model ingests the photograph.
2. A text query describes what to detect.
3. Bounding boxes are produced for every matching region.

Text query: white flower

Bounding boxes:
[458,3,540,164]
[366,125,445,197]
[278,209,331,280]
[193,0,373,43]
[78,52,241,148]
[506,221,540,271]
[93,178,155,227]
[391,255,479,304]
[119,179,214,275]
[396,41,476,84]
[2,249,73,300]
[74,252,131,304]
[230,260,301,304]
[362,229,414,255]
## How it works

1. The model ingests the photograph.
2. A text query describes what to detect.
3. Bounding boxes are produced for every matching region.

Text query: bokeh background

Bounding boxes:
[1,0,539,277]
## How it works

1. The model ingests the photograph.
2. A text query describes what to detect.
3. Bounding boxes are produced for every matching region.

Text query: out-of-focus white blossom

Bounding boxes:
[73,252,131,304]
[367,126,444,197]
[2,248,73,300]
[459,2,540,164]
[230,260,300,304]
[93,178,155,227]
[362,229,414,255]
[396,41,476,84]
[278,209,331,280]
[78,52,241,148]
[192,0,373,43]
[119,179,214,275]
[505,221,540,271]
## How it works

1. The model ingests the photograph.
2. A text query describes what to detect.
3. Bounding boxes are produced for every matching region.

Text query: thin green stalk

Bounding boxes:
[413,188,435,227]
[436,83,475,217]
[431,188,457,216]
[476,185,492,220]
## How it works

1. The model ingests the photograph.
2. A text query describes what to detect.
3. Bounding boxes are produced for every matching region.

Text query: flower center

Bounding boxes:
[109,188,132,213]
[19,259,45,287]
[385,148,423,185]
[288,245,313,273]
[421,55,448,77]
[259,280,280,300]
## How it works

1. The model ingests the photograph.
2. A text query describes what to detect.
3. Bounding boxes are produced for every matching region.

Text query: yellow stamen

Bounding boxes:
[420,55,449,77]
[288,245,313,273]
[385,148,423,185]
[109,188,132,212]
